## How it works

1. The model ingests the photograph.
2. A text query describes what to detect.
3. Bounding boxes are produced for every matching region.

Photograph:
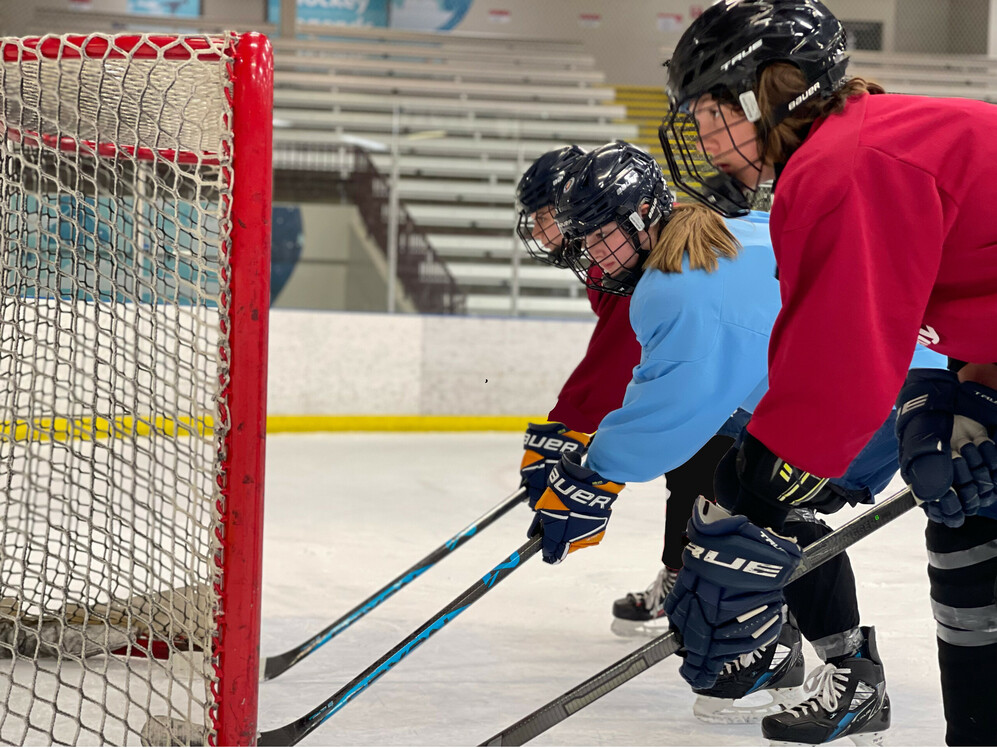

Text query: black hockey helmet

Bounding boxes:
[667,0,848,118]
[515,145,585,267]
[660,0,848,217]
[554,141,673,297]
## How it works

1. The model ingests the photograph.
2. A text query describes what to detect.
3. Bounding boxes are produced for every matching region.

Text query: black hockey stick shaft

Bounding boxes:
[258,535,542,746]
[261,487,526,681]
[481,486,918,746]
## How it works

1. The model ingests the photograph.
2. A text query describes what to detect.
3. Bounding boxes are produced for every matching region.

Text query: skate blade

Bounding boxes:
[767,731,886,747]
[610,616,669,639]
[694,687,804,725]
[848,732,886,747]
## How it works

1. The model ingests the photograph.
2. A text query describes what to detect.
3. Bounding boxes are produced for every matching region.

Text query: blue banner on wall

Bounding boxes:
[6,193,219,306]
[390,0,472,31]
[268,0,389,27]
[127,0,201,17]
[270,207,304,305]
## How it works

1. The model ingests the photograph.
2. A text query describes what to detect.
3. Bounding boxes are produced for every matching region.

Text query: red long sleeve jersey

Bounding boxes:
[749,93,997,478]
[547,286,641,434]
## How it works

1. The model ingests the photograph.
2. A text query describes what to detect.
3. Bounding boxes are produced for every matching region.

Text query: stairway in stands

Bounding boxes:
[612,85,670,173]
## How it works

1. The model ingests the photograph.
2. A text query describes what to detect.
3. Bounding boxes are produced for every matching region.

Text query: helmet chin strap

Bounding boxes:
[600,218,655,292]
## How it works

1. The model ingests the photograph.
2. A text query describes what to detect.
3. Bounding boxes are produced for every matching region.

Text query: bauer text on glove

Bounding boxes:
[527,451,623,564]
[519,422,592,508]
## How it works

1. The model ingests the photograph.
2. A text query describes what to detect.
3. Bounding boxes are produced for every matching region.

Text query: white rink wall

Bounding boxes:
[266,309,598,417]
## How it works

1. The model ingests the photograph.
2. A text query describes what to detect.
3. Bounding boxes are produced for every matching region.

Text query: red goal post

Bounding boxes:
[0,32,272,746]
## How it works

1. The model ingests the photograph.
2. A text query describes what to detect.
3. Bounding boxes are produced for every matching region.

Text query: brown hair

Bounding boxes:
[646,204,741,273]
[756,63,885,165]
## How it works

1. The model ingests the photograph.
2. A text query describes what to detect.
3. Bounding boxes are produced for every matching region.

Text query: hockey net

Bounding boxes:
[0,33,272,746]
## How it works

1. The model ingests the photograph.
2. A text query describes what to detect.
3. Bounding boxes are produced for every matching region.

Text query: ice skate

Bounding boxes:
[762,626,890,746]
[693,617,805,724]
[610,566,677,638]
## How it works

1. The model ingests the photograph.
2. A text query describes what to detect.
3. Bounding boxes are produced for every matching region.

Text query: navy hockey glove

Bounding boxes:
[896,369,997,527]
[520,422,591,509]
[664,498,801,690]
[527,451,623,564]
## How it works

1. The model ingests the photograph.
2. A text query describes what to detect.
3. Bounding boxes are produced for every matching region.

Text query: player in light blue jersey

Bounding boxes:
[526,141,945,731]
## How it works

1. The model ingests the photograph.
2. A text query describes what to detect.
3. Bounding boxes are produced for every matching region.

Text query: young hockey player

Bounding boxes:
[660,1,997,744]
[527,140,944,731]
[514,147,736,658]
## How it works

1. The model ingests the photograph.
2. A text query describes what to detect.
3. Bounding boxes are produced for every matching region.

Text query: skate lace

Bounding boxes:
[640,567,678,609]
[721,647,762,676]
[785,663,851,716]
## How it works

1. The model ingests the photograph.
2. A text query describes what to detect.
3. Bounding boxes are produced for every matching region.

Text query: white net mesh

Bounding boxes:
[0,34,235,746]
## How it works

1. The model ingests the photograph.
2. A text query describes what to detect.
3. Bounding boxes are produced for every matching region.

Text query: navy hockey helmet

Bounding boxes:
[515,145,585,267]
[554,141,673,297]
[660,0,849,217]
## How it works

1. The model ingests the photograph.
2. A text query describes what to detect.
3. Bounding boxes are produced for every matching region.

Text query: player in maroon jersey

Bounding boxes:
[661,2,997,744]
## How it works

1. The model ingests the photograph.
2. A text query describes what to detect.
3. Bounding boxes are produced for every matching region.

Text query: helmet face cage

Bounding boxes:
[659,99,756,219]
[564,209,655,297]
[555,143,672,297]
[516,204,571,268]
[515,145,584,267]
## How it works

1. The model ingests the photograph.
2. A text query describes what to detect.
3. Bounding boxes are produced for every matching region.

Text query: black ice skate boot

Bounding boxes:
[610,566,677,637]
[692,616,806,724]
[762,626,890,746]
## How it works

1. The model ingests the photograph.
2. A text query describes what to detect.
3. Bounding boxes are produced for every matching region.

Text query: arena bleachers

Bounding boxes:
[268,25,642,318]
[31,4,997,318]
[850,51,997,102]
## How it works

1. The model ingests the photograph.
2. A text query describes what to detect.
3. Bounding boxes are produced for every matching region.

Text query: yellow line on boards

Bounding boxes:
[0,416,214,442]
[1,415,547,441]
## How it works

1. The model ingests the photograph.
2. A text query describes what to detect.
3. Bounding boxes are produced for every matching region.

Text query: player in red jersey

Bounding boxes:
[660,1,997,744]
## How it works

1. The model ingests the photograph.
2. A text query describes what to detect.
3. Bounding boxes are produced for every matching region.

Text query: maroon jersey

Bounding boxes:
[547,284,642,434]
[749,93,997,478]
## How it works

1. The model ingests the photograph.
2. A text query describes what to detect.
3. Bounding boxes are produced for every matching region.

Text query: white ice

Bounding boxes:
[259,433,945,746]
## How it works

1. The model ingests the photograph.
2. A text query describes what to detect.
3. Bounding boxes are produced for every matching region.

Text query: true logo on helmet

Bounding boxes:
[563,177,575,192]
[720,39,762,72]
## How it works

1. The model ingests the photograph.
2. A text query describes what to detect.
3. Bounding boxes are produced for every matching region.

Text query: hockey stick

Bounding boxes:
[257,534,542,746]
[480,486,918,746]
[261,487,527,681]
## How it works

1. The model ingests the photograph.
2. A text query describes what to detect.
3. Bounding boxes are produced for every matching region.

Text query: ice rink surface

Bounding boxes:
[259,433,945,746]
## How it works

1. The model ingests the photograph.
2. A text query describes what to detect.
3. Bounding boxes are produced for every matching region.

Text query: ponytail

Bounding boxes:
[646,204,741,274]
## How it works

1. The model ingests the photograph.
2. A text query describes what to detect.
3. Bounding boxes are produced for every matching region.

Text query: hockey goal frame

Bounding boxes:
[0,31,272,746]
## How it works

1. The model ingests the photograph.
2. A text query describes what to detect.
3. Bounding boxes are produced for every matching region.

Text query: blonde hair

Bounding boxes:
[756,63,885,165]
[645,204,741,274]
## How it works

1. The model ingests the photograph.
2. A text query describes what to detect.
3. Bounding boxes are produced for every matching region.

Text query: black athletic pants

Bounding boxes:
[661,435,734,569]
[926,514,997,746]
